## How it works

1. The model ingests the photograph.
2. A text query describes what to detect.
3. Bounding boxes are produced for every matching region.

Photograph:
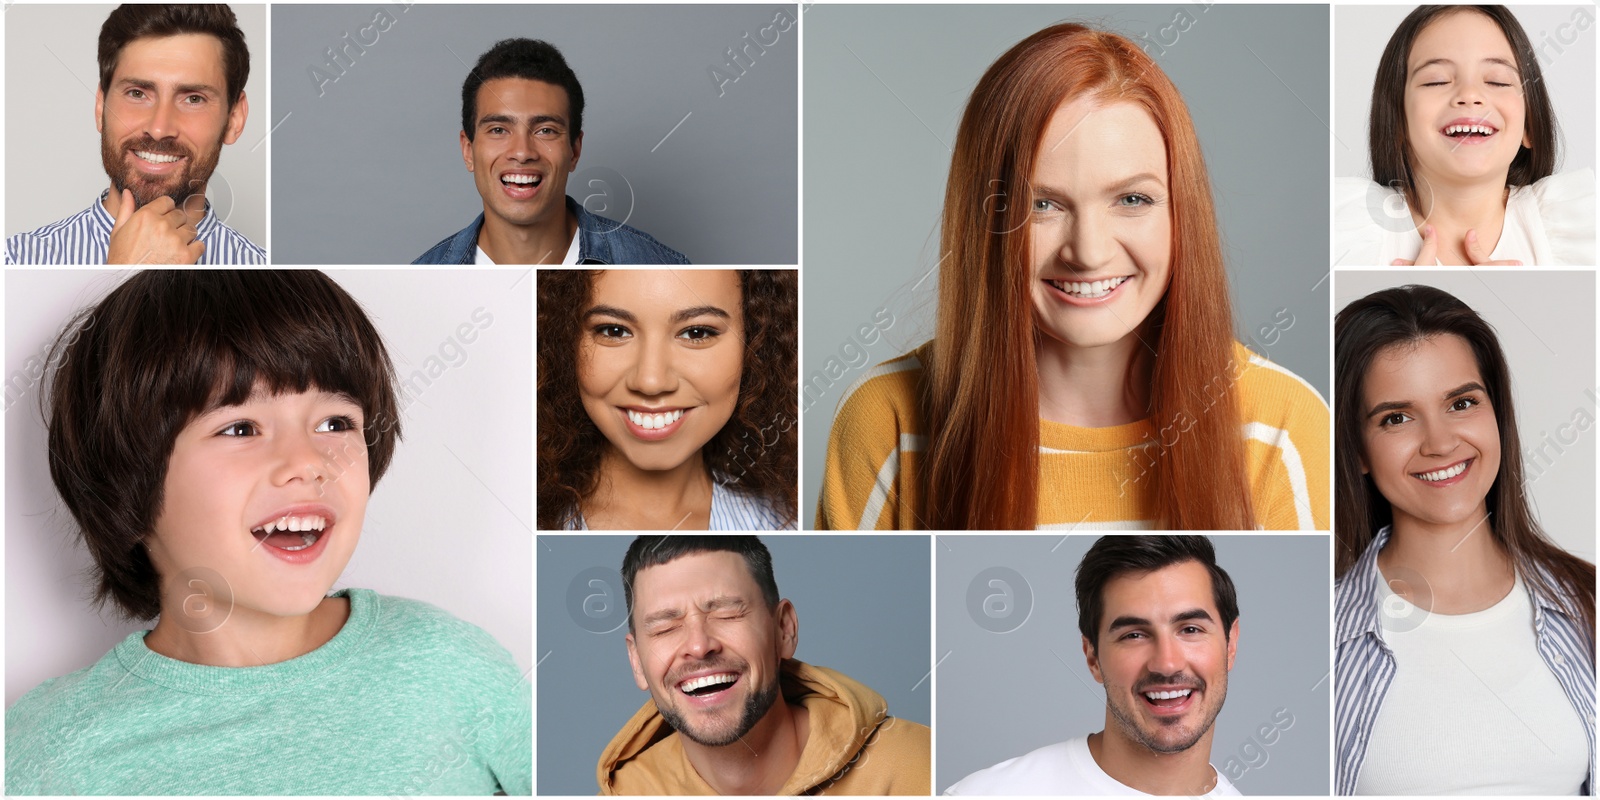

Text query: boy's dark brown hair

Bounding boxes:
[99,4,251,110]
[45,271,401,620]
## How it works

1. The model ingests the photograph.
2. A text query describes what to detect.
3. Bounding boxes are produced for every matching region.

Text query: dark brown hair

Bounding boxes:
[925,23,1253,529]
[45,270,401,620]
[462,38,583,145]
[622,536,779,631]
[538,270,798,529]
[98,4,250,110]
[1075,534,1239,652]
[1335,284,1594,638]
[1368,5,1557,207]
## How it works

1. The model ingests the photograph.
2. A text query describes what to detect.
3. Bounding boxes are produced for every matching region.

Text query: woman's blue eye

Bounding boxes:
[1118,194,1154,207]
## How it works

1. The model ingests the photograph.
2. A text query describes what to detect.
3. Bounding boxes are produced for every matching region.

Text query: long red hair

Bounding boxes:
[924,23,1254,530]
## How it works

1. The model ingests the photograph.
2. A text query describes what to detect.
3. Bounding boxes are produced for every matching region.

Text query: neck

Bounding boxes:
[1035,334,1152,427]
[478,201,576,264]
[684,698,810,796]
[1379,511,1513,613]
[586,448,714,529]
[1410,172,1509,263]
[1087,727,1218,796]
[143,593,349,667]
[104,184,208,226]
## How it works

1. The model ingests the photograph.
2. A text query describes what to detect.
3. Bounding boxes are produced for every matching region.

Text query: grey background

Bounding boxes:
[936,534,1332,795]
[1334,270,1596,561]
[801,5,1332,520]
[5,4,268,248]
[1333,5,1597,180]
[270,4,797,265]
[536,534,931,795]
[6,269,532,707]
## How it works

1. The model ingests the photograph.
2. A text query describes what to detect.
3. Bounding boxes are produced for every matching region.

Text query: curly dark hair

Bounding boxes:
[538,270,797,529]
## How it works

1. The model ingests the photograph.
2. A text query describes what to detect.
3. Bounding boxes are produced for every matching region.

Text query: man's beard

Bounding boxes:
[101,126,223,210]
[657,673,780,748]
[1105,671,1225,755]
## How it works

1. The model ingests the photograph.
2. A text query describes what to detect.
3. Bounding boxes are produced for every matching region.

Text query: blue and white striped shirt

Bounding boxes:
[5,191,265,265]
[1334,526,1595,795]
[565,481,794,531]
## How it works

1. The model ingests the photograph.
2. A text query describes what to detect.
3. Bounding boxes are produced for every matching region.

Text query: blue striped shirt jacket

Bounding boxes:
[5,191,266,265]
[1334,525,1595,795]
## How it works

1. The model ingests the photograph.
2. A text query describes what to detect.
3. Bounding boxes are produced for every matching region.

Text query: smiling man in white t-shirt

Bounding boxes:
[947,535,1242,797]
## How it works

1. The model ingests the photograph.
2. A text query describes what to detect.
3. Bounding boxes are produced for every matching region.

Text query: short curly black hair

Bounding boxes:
[45,270,402,620]
[461,38,583,145]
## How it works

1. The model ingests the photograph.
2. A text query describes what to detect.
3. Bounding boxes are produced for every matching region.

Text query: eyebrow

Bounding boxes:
[1365,381,1487,419]
[1106,608,1216,633]
[477,113,567,129]
[1034,172,1166,197]
[1410,57,1520,77]
[114,77,222,97]
[639,595,748,628]
[583,305,732,325]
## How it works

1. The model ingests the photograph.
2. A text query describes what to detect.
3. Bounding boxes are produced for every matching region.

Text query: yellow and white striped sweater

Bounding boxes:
[816,341,1329,530]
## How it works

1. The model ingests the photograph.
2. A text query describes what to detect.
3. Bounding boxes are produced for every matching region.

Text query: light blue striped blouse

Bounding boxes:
[5,191,265,265]
[565,481,794,531]
[1334,526,1595,795]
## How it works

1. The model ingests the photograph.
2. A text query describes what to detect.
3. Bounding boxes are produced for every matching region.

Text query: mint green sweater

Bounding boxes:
[5,589,531,795]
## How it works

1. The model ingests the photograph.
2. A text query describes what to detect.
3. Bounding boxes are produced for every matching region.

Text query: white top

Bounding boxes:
[1334,169,1596,266]
[944,736,1240,796]
[1356,571,1590,795]
[472,230,580,265]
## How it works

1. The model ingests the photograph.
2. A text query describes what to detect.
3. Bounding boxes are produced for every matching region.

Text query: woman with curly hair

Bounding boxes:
[539,269,797,530]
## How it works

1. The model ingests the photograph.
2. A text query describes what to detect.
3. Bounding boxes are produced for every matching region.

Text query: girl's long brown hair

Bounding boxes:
[924,23,1253,530]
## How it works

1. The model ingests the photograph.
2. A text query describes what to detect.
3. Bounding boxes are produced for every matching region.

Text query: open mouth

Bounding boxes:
[500,172,543,198]
[1441,122,1497,141]
[678,672,738,699]
[1141,687,1195,712]
[1414,458,1472,483]
[1045,276,1130,301]
[250,514,329,553]
[622,407,689,441]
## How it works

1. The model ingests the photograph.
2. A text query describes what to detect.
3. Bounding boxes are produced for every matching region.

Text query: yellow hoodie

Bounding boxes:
[597,659,931,795]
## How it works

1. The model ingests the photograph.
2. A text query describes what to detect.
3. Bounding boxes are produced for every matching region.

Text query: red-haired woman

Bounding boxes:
[817,23,1329,531]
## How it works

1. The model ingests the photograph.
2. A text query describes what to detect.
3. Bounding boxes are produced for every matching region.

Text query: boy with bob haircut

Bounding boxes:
[5,271,531,794]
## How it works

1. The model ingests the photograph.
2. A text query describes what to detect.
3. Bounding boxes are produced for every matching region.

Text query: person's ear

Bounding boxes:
[776,599,798,660]
[1082,634,1105,685]
[95,86,105,135]
[570,132,583,171]
[1226,619,1240,671]
[460,130,474,172]
[222,92,248,145]
[625,631,648,692]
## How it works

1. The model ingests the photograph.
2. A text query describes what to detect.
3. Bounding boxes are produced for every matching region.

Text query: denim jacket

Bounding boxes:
[1333,526,1595,794]
[412,195,689,264]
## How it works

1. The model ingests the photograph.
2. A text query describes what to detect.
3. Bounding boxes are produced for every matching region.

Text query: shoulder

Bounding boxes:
[1333,177,1401,266]
[574,201,690,265]
[364,591,520,675]
[201,219,267,264]
[6,209,100,265]
[827,347,929,430]
[944,739,1081,795]
[5,642,140,788]
[1512,169,1596,265]
[413,216,481,264]
[1231,342,1329,422]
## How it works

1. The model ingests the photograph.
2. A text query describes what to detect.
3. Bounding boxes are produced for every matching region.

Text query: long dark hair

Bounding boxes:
[537,270,798,529]
[1334,284,1594,641]
[1368,5,1558,209]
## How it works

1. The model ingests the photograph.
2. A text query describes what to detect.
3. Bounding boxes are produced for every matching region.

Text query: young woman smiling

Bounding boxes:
[538,269,797,530]
[817,23,1329,531]
[1332,284,1594,794]
[1336,5,1595,266]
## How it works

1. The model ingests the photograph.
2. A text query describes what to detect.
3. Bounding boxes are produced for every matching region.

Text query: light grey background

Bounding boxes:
[5,4,268,248]
[1333,4,1597,180]
[1334,270,1596,561]
[936,534,1332,795]
[270,4,798,265]
[536,534,931,795]
[5,269,533,707]
[802,5,1332,519]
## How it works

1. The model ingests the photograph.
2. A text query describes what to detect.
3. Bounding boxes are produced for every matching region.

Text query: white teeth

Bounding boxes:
[1417,461,1469,482]
[254,515,329,536]
[501,174,541,185]
[678,673,737,693]
[1444,124,1495,136]
[1144,689,1193,700]
[279,532,318,551]
[627,409,684,430]
[1049,276,1130,299]
[133,151,180,163]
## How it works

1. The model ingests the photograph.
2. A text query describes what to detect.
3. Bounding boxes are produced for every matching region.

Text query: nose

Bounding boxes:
[626,336,679,396]
[145,96,179,142]
[681,614,722,661]
[508,129,541,163]
[270,429,331,490]
[1059,210,1115,272]
[1147,632,1186,677]
[1451,85,1485,108]
[1418,417,1461,458]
